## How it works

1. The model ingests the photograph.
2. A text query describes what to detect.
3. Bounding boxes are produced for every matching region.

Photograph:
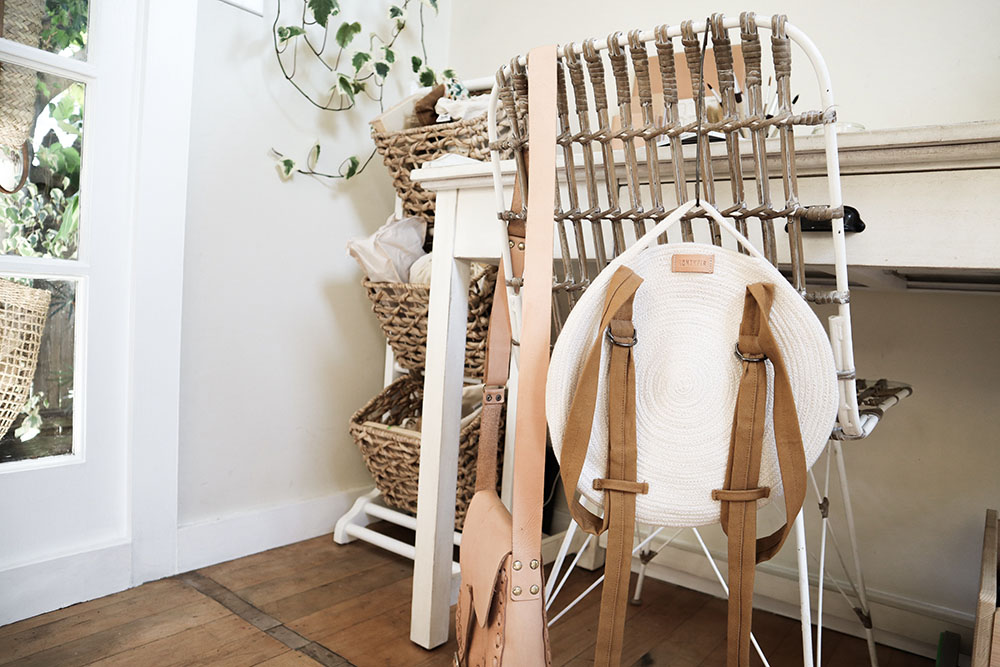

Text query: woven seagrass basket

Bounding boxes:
[0,279,50,440]
[363,263,496,378]
[349,375,502,530]
[0,0,44,149]
[371,113,492,228]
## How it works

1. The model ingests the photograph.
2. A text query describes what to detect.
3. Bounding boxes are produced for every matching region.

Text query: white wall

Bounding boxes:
[178,0,450,558]
[447,0,1000,653]
[448,0,1000,131]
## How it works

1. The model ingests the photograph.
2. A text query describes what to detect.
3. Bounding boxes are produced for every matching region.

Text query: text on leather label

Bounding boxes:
[671,254,715,273]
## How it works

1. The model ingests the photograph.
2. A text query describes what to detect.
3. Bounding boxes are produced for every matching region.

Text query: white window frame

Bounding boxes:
[0,0,200,623]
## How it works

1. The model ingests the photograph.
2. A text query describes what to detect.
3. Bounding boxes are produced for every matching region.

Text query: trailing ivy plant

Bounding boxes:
[0,81,83,260]
[270,0,454,181]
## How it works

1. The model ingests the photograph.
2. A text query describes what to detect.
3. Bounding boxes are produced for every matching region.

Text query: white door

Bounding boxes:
[0,0,145,623]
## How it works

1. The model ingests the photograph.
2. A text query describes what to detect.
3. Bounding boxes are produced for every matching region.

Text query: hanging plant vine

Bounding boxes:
[270,0,453,181]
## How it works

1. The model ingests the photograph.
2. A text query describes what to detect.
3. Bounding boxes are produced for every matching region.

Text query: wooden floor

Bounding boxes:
[0,525,933,667]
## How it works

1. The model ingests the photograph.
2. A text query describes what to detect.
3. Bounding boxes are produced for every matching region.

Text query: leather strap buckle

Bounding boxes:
[605,326,638,348]
[734,344,766,363]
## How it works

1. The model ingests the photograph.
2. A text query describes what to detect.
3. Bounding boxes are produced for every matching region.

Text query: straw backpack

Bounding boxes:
[546,198,838,666]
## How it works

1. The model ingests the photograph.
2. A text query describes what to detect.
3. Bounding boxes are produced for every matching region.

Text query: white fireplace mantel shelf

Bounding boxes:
[412,119,1000,281]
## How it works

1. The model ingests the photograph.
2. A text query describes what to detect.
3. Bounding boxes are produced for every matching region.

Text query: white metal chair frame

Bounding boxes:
[487,13,911,666]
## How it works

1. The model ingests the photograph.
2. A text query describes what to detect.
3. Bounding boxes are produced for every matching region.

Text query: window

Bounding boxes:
[0,1,88,464]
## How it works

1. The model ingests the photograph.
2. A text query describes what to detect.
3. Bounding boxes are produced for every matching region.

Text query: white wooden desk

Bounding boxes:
[408,121,1000,649]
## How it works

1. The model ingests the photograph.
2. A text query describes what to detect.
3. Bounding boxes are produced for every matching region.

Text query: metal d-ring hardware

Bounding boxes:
[734,345,766,363]
[605,327,637,348]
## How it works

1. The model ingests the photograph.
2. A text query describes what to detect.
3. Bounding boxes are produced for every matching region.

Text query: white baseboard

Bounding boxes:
[0,540,132,626]
[639,541,970,659]
[177,486,370,573]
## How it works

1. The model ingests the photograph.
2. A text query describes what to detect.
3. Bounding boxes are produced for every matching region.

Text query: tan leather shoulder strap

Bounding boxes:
[475,261,512,494]
[509,43,558,603]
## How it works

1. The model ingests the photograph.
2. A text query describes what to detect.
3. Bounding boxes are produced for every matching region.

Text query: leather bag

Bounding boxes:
[455,44,558,667]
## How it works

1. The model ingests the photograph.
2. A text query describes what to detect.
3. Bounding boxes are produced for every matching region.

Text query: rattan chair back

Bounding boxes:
[488,13,867,436]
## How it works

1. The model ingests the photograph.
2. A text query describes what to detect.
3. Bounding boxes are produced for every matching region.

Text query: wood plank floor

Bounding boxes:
[0,525,933,666]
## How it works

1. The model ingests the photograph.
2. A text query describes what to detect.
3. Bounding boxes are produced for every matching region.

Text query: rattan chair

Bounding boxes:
[487,13,911,666]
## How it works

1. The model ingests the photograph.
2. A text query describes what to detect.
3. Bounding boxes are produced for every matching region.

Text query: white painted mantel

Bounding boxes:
[405,120,1000,653]
[413,120,1000,274]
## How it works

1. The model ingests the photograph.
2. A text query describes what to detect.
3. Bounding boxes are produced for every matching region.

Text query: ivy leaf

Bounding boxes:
[337,73,356,103]
[307,0,338,27]
[276,25,305,44]
[351,51,371,72]
[421,0,439,12]
[394,18,406,31]
[307,143,321,171]
[374,61,390,78]
[335,21,361,48]
[411,55,422,73]
[344,155,360,179]
[388,5,404,18]
[418,68,436,87]
[442,68,456,79]
[382,46,395,63]
[351,80,366,95]
[278,158,296,181]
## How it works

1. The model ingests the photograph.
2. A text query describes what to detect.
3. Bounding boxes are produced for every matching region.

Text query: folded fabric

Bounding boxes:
[408,252,433,285]
[347,214,427,283]
[435,96,490,122]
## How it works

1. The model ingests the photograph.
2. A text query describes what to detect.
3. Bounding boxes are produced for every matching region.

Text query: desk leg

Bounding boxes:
[411,189,469,649]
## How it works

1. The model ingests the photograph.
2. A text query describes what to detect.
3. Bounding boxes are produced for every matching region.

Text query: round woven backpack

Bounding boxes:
[546,199,838,528]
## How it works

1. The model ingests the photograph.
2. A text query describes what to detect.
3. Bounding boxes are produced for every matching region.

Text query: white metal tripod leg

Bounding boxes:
[545,519,578,601]
[794,509,816,667]
[546,533,593,612]
[547,527,671,626]
[691,528,771,667]
[815,448,832,667]
[833,440,879,667]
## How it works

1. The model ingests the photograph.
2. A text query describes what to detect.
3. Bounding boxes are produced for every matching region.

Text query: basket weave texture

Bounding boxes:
[0,279,49,440]
[349,375,502,530]
[363,264,496,378]
[372,114,491,225]
[0,0,45,148]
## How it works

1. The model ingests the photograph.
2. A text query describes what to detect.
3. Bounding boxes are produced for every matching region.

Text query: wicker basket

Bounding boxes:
[372,114,492,226]
[349,375,502,530]
[0,0,45,150]
[363,264,495,378]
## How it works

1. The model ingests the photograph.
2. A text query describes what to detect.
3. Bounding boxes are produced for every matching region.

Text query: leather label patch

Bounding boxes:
[671,254,715,274]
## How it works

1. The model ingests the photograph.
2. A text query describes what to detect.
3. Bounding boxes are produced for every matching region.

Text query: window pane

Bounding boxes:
[1,0,89,60]
[0,277,75,463]
[0,63,83,260]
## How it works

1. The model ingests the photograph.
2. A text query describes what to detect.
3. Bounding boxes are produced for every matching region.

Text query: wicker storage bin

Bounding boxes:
[372,113,492,226]
[349,375,502,530]
[363,264,496,378]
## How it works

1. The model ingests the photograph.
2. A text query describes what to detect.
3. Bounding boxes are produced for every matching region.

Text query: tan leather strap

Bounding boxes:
[557,266,645,667]
[509,44,558,602]
[475,261,512,493]
[713,282,808,667]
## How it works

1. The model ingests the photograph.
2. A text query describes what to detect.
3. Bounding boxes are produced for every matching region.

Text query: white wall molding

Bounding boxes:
[177,487,369,573]
[0,541,131,626]
[127,0,200,585]
[639,542,970,660]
